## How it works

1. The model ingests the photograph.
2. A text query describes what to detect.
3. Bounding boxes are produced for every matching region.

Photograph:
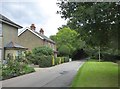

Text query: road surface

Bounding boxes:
[2,60,84,87]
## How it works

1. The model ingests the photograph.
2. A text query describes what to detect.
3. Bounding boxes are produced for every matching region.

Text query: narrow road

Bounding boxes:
[2,60,84,87]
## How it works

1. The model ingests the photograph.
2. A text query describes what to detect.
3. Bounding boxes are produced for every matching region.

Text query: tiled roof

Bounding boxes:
[18,28,55,44]
[0,14,22,29]
[5,41,27,49]
[35,32,55,44]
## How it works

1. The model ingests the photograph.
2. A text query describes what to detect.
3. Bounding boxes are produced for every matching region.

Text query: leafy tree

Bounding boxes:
[58,45,70,56]
[57,1,120,60]
[50,27,85,57]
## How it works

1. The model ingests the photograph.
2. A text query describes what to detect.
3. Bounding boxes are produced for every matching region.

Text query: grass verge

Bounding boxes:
[71,61,118,87]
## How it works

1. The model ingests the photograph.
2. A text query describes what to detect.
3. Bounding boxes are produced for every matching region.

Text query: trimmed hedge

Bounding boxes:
[38,55,52,67]
[38,56,70,67]
[64,57,69,62]
[55,57,69,65]
[55,57,60,65]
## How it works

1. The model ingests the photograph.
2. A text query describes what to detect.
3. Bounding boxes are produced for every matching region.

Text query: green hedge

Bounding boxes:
[64,57,69,62]
[38,55,52,67]
[38,56,69,67]
[61,57,64,63]
[55,57,69,65]
[55,57,60,65]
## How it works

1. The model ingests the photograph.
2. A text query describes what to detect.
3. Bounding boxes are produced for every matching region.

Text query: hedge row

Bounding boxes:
[54,57,69,65]
[37,56,70,67]
[38,55,52,67]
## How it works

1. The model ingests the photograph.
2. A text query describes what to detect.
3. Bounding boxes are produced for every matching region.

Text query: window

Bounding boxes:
[17,50,22,56]
[0,22,2,36]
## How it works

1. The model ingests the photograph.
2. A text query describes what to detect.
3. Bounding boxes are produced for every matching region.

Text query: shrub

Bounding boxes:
[101,53,120,62]
[24,51,37,64]
[22,65,35,74]
[2,58,35,80]
[64,57,69,62]
[38,55,52,67]
[61,57,64,63]
[52,56,55,66]
[26,46,54,65]
[32,46,53,56]
[0,62,1,80]
[55,57,60,65]
[54,57,69,65]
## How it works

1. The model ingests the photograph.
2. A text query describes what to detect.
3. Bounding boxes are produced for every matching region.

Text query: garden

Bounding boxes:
[1,46,70,80]
[25,46,70,68]
[2,56,35,80]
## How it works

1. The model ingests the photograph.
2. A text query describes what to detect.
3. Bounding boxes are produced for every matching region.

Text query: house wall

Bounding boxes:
[2,23,19,46]
[2,23,19,60]
[43,40,56,51]
[5,49,26,59]
[18,30,44,50]
[0,38,2,61]
[5,50,17,59]
[0,22,3,61]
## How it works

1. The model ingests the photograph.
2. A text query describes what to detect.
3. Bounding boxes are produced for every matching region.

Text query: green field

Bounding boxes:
[71,62,118,87]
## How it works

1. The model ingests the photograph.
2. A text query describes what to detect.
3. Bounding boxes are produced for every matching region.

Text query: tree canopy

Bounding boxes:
[57,1,120,55]
[50,27,85,57]
[58,0,120,50]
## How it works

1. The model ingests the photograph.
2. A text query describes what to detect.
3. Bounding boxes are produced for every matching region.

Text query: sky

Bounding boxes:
[0,0,67,37]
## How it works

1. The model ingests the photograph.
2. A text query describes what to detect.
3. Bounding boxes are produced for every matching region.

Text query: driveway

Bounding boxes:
[2,60,84,87]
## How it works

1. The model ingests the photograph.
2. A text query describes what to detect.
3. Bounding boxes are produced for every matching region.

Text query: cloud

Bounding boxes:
[1,0,67,37]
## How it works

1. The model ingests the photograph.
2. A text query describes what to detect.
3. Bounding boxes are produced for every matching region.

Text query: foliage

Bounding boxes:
[64,57,69,62]
[55,57,69,65]
[58,45,70,56]
[38,55,52,67]
[50,27,85,57]
[25,46,54,65]
[2,58,35,80]
[52,55,55,66]
[24,51,37,64]
[72,49,88,60]
[71,62,118,87]
[61,57,65,63]
[0,62,2,80]
[32,46,53,56]
[55,57,61,65]
[57,1,120,58]
[25,46,70,67]
[101,53,120,62]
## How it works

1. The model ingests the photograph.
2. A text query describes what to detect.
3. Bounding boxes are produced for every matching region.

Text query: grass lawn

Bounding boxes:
[71,61,118,87]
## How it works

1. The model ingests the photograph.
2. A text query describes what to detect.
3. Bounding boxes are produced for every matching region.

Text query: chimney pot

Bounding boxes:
[40,28,44,35]
[30,24,36,31]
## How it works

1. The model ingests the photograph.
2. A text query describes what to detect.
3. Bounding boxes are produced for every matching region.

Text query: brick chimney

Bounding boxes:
[40,28,44,35]
[30,24,36,31]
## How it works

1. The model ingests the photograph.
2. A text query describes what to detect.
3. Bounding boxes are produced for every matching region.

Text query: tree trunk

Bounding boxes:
[98,46,101,62]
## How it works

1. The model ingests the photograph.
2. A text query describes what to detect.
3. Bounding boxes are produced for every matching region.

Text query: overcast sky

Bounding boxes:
[1,0,67,37]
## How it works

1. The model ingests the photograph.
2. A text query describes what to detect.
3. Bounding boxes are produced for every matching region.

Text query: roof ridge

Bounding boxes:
[0,14,23,29]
